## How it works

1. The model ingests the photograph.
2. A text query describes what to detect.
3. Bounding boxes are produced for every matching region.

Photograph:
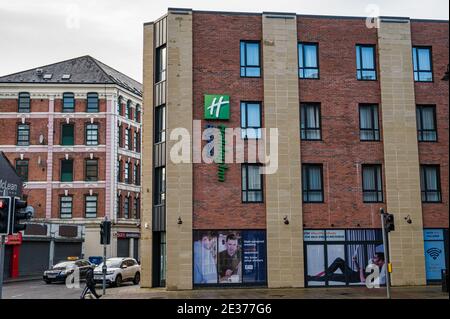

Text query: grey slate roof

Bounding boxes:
[0,55,142,97]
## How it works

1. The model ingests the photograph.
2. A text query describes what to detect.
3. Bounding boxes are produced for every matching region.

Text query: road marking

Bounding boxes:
[11,294,24,298]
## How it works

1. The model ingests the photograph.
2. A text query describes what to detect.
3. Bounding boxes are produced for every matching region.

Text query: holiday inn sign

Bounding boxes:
[204,94,230,120]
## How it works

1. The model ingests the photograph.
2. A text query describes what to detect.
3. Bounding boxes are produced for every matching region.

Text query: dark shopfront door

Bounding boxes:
[117,238,130,257]
[1,245,12,280]
[152,231,166,287]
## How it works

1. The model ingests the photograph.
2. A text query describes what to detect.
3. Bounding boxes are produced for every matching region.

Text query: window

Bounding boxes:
[156,46,167,83]
[299,43,319,79]
[241,102,261,139]
[128,129,133,151]
[117,160,122,183]
[18,92,30,113]
[87,93,99,113]
[117,195,122,217]
[420,165,441,202]
[155,105,166,143]
[135,105,141,123]
[302,164,323,203]
[134,164,140,186]
[300,103,321,140]
[123,196,130,219]
[240,41,261,77]
[61,159,73,182]
[17,124,30,146]
[125,128,130,150]
[154,167,166,205]
[118,96,123,115]
[133,197,140,219]
[356,45,377,80]
[359,104,380,141]
[85,195,97,218]
[118,124,123,148]
[126,100,131,119]
[60,196,73,219]
[85,159,98,181]
[85,123,99,146]
[124,162,130,184]
[413,47,433,82]
[63,93,75,112]
[134,131,140,153]
[417,105,437,142]
[61,124,74,145]
[362,165,383,203]
[15,159,29,182]
[242,164,263,203]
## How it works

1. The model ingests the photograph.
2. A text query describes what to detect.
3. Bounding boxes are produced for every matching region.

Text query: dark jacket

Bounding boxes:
[85,268,95,286]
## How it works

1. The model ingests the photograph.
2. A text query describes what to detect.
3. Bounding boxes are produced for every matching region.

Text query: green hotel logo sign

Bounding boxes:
[204,94,230,120]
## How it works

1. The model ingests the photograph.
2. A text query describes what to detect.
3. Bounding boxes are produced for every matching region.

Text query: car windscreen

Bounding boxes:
[53,261,75,268]
[98,260,122,268]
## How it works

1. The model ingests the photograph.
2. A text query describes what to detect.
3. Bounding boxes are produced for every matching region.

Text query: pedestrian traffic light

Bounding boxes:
[385,213,395,233]
[11,197,32,234]
[100,220,111,245]
[0,196,12,235]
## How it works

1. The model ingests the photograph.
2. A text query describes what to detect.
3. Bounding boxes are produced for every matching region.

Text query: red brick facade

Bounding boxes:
[412,21,449,228]
[190,13,448,231]
[193,13,266,229]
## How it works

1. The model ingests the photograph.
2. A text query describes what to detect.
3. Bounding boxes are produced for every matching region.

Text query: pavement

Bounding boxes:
[104,285,448,299]
[2,279,448,299]
[2,278,136,299]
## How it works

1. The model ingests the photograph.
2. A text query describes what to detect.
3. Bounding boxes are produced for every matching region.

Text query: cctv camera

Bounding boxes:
[404,215,412,224]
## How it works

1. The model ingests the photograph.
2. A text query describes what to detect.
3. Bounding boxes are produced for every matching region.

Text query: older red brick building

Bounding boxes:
[140,9,448,290]
[0,56,142,278]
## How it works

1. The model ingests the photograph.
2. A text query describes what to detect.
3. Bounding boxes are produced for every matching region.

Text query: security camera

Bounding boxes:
[404,215,412,224]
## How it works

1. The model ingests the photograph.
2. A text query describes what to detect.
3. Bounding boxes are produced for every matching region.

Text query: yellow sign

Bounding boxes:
[388,263,393,273]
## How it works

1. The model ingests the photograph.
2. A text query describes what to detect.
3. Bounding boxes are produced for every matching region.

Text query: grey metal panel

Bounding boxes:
[152,204,166,232]
[154,143,166,168]
[117,238,130,257]
[19,241,50,276]
[133,239,139,261]
[2,246,12,279]
[54,242,82,264]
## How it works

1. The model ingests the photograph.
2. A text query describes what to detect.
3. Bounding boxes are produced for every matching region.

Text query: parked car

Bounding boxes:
[43,259,94,284]
[93,257,140,287]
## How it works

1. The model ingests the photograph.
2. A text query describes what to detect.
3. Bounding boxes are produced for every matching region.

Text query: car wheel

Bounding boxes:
[44,280,51,284]
[115,274,122,287]
[133,272,140,285]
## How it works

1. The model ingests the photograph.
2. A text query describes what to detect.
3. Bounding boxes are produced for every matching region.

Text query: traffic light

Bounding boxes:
[0,196,11,235]
[385,214,395,233]
[100,220,111,245]
[11,197,32,234]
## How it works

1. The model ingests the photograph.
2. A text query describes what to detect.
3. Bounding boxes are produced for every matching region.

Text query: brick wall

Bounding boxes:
[411,21,449,228]
[52,152,106,181]
[0,118,48,145]
[297,17,386,229]
[192,12,266,230]
[51,188,106,219]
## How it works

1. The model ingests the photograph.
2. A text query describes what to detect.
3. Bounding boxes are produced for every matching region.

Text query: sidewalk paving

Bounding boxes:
[104,285,448,299]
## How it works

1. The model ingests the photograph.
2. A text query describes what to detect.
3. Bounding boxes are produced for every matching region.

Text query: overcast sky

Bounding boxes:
[0,0,448,82]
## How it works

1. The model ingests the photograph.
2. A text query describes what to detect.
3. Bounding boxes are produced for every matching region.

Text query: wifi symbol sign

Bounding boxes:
[427,248,442,260]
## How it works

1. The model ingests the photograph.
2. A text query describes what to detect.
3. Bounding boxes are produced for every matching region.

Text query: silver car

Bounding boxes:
[93,257,140,287]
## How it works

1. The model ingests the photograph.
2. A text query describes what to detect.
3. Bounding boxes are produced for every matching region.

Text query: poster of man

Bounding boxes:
[193,231,218,284]
[218,232,242,283]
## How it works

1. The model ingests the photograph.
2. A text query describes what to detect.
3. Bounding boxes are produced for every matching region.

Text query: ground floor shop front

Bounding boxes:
[149,228,449,289]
